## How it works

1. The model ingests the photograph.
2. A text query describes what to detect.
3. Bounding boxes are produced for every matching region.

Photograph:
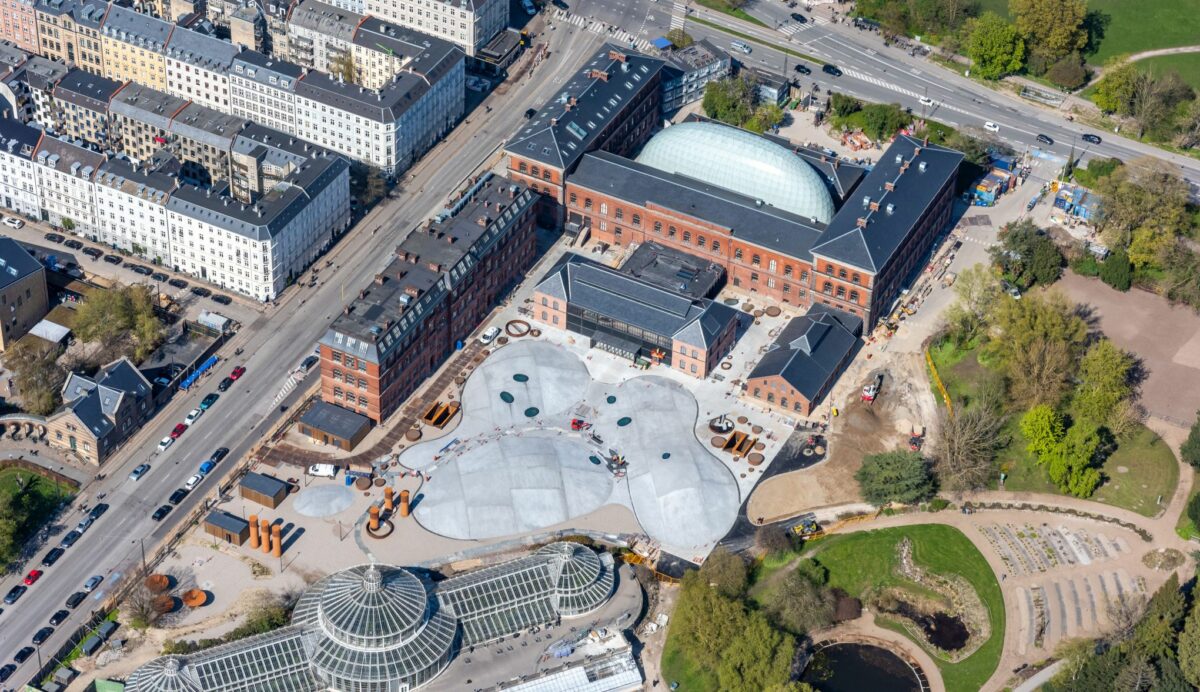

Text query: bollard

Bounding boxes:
[399,489,411,518]
[369,505,380,531]
[260,519,271,554]
[384,487,394,512]
[271,525,282,558]
[248,514,260,549]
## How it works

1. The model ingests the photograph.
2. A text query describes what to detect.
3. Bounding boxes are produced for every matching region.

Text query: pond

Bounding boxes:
[801,643,922,692]
[889,600,970,651]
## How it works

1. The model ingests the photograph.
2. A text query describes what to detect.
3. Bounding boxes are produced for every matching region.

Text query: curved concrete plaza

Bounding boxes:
[402,340,741,553]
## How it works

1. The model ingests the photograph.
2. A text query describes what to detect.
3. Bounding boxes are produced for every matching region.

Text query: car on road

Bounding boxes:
[44,232,65,243]
[49,609,70,626]
[0,663,15,681]
[41,547,64,567]
[24,569,43,585]
[522,0,536,15]
[209,447,229,464]
[919,96,934,107]
[4,585,27,604]
[730,40,752,55]
[1036,133,1054,145]
[479,326,501,344]
[1081,133,1102,144]
[168,488,189,505]
[32,626,54,645]
[524,108,537,119]
[199,460,216,475]
[65,591,86,609]
[230,365,247,380]
[59,529,82,549]
[151,271,169,282]
[794,63,811,75]
[170,423,188,439]
[63,239,84,250]
[103,254,122,264]
[89,503,109,520]
[168,277,188,289]
[300,355,319,373]
[984,121,1000,133]
[13,646,34,663]
[217,376,234,392]
[151,504,172,521]
[790,12,806,22]
[200,393,220,410]
[822,64,843,76]
[184,408,203,425]
[190,286,212,298]
[130,463,152,480]
[83,575,103,592]
[3,217,25,229]
[210,294,232,305]
[184,474,203,490]
[130,265,153,276]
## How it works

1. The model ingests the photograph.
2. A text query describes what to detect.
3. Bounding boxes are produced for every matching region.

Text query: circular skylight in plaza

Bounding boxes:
[635,121,836,224]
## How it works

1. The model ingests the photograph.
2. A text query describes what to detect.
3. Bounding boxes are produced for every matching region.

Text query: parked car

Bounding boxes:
[184,474,203,490]
[13,646,34,663]
[1002,280,1022,300]
[308,463,338,478]
[478,326,501,344]
[89,503,109,520]
[3,217,25,229]
[4,585,27,604]
[151,272,169,282]
[32,626,54,645]
[184,408,203,425]
[103,254,122,264]
[170,423,188,439]
[76,515,94,533]
[83,575,103,592]
[524,108,537,119]
[199,460,216,475]
[130,463,151,480]
[158,435,175,453]
[190,286,212,297]
[49,609,70,626]
[230,366,246,380]
[41,548,64,567]
[210,294,232,305]
[1036,133,1054,145]
[130,265,153,276]
[209,447,229,464]
[217,377,234,392]
[299,355,319,373]
[58,529,82,549]
[23,569,43,585]
[167,278,188,289]
[168,488,189,505]
[199,393,220,410]
[0,664,13,682]
[65,591,86,609]
[1081,133,1102,144]
[63,239,84,250]
[794,63,811,75]
[984,121,1000,133]
[822,64,843,76]
[151,505,172,521]
[44,232,65,243]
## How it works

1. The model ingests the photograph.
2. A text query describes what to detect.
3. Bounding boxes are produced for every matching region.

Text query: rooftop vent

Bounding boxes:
[918,161,927,172]
[894,153,903,164]
[885,203,895,215]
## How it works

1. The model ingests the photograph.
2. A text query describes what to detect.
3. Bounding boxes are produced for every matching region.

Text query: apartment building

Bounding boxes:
[286,0,361,75]
[93,155,178,263]
[167,101,247,185]
[228,49,302,135]
[0,106,42,217]
[362,0,507,57]
[1,0,41,54]
[8,56,69,125]
[660,39,731,112]
[33,0,108,74]
[164,26,241,112]
[100,4,173,91]
[318,174,537,424]
[33,135,103,237]
[49,68,122,145]
[0,236,50,351]
[108,81,188,163]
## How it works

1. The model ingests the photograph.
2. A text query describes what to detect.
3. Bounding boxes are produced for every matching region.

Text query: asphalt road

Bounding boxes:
[0,26,608,688]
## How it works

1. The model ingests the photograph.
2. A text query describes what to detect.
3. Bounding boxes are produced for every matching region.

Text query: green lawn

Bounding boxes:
[1085,0,1200,64]
[0,467,71,511]
[662,626,720,691]
[693,0,767,26]
[1135,53,1200,91]
[811,525,1005,692]
[1176,471,1199,539]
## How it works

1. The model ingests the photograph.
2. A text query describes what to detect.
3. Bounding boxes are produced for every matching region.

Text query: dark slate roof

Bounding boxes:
[53,69,123,112]
[101,4,174,50]
[231,50,303,91]
[240,471,289,497]
[535,253,738,348]
[169,102,247,149]
[298,400,371,440]
[748,305,862,399]
[811,135,963,272]
[60,358,152,439]
[95,157,177,204]
[109,82,189,131]
[18,56,70,93]
[0,102,42,160]
[205,510,249,533]
[506,44,664,171]
[0,42,28,71]
[33,136,106,179]
[353,16,453,62]
[165,25,243,71]
[289,0,362,41]
[571,151,825,261]
[35,0,108,28]
[0,236,45,292]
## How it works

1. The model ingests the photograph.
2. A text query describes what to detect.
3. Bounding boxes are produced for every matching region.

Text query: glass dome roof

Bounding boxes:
[309,564,429,649]
[635,121,836,224]
[125,656,203,692]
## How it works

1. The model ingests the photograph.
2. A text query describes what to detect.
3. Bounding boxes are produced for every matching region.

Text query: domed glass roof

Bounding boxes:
[537,542,615,617]
[635,121,836,224]
[310,563,428,649]
[125,656,203,692]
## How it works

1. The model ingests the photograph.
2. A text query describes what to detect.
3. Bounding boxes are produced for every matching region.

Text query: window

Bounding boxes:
[751,272,759,283]
[823,281,833,294]
[838,268,847,279]
[782,283,791,294]
[800,270,809,282]
[825,263,834,274]
[767,393,775,403]
[752,254,761,266]
[753,388,761,397]
[836,286,846,298]
[584,198,593,210]
[852,273,861,284]
[632,213,641,226]
[781,397,788,408]
[768,259,777,272]
[784,265,793,277]
[734,248,743,261]
[711,240,720,253]
[653,221,662,233]
[682,231,691,242]
[668,226,677,237]
[850,290,860,303]
[531,166,540,176]
[518,162,527,173]
[615,208,623,220]
[600,203,607,215]
[568,192,577,205]
[697,235,705,247]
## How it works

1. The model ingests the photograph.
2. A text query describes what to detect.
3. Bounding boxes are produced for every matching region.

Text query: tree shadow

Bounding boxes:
[1082,11,1111,57]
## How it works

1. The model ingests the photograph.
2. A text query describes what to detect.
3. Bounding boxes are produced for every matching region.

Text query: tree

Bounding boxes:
[987,290,1086,406]
[855,450,935,506]
[755,524,792,556]
[1007,336,1074,407]
[716,610,796,692]
[1044,423,1102,497]
[932,405,1007,490]
[1009,0,1087,64]
[672,572,747,666]
[1182,412,1200,469]
[965,12,1026,79]
[990,219,1064,289]
[126,584,164,629]
[1132,574,1184,661]
[702,76,758,129]
[1098,247,1132,291]
[1114,656,1158,692]
[73,283,165,362]
[6,338,66,415]
[1073,339,1133,427]
[1108,592,1149,644]
[1095,157,1191,267]
[61,217,75,232]
[1021,404,1065,457]
[765,569,835,635]
[857,103,910,141]
[329,51,358,84]
[666,29,693,48]
[1179,588,1200,686]
[699,547,748,598]
[830,93,862,118]
[1155,658,1192,692]
[1093,58,1139,115]
[943,263,1001,345]
[1046,53,1088,89]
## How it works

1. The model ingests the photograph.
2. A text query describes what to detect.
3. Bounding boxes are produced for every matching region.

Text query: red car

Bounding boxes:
[24,569,43,585]
[230,366,247,381]
[170,423,188,439]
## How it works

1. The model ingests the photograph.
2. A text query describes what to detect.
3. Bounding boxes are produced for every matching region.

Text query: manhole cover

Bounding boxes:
[513,373,529,382]
[617,417,632,427]
[524,407,540,418]
[606,395,616,404]
[500,391,515,403]
[661,452,670,460]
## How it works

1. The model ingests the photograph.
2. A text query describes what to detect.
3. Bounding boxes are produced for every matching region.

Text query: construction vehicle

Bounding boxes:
[790,517,823,540]
[862,373,884,403]
[909,426,926,452]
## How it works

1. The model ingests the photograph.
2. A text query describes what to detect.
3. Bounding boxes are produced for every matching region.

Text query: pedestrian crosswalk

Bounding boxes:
[778,15,828,37]
[843,68,970,116]
[551,9,657,52]
[670,1,687,29]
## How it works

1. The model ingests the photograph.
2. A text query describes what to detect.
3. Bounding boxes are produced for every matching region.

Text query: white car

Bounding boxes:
[479,326,502,345]
[730,41,752,55]
[83,575,103,592]
[918,96,934,107]
[984,121,1000,133]
[184,474,203,490]
[157,436,174,452]
[2,217,24,229]
[184,408,203,425]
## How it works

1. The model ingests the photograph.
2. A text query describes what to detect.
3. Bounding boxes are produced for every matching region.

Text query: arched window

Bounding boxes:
[682,230,691,242]
[838,268,847,279]
[654,221,662,233]
[822,281,833,294]
[852,273,861,284]
[784,265,793,277]
[632,213,641,226]
[752,254,761,266]
[850,290,860,303]
[711,240,720,253]
[768,259,777,272]
[836,286,846,298]
[668,226,677,237]
[825,263,834,274]
[734,248,743,260]
[696,235,705,247]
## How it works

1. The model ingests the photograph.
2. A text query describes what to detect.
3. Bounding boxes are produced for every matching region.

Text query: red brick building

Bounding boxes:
[316,175,538,424]
[744,305,862,416]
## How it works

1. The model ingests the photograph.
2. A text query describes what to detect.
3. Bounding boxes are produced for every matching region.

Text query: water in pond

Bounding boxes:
[801,643,921,692]
[891,600,970,651]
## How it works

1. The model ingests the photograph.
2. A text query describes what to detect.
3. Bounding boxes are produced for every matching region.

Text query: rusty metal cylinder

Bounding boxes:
[260,519,271,553]
[271,525,282,558]
[399,489,411,518]
[384,487,394,512]
[369,505,380,531]
[248,514,260,549]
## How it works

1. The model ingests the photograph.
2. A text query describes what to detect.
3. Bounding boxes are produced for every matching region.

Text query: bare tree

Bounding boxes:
[755,524,792,556]
[126,584,163,629]
[1007,336,1073,408]
[1107,593,1147,644]
[932,406,1007,491]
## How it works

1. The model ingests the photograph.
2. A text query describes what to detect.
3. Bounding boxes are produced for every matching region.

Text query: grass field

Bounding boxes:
[1135,53,1200,91]
[661,631,720,691]
[693,0,766,26]
[1085,0,1200,64]
[0,467,68,506]
[811,525,1005,692]
[1176,471,1198,539]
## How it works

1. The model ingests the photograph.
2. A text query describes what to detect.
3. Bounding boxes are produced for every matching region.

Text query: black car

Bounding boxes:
[130,265,154,276]
[1036,133,1054,145]
[89,503,109,520]
[63,239,84,250]
[49,609,70,626]
[59,529,82,549]
[41,547,65,567]
[168,277,188,289]
[794,63,811,75]
[44,232,65,244]
[151,272,169,281]
[4,585,26,604]
[210,294,233,305]
[209,447,230,464]
[32,626,54,645]
[81,247,103,259]
[65,591,86,609]
[790,12,806,22]
[0,663,15,682]
[168,488,189,505]
[822,64,843,77]
[190,286,212,297]
[151,504,172,521]
[217,377,234,392]
[103,254,122,264]
[13,646,34,664]
[1081,133,1102,144]
[524,108,537,119]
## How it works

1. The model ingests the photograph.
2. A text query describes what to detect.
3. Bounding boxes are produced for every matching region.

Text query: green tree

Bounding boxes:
[1099,247,1132,291]
[855,450,935,506]
[965,12,1026,79]
[943,263,1001,345]
[73,283,165,362]
[1093,58,1139,114]
[1187,491,1200,530]
[665,28,693,48]
[716,610,796,692]
[1044,423,1101,497]
[1073,339,1133,427]
[1132,574,1184,661]
[1182,412,1200,469]
[988,291,1086,407]
[1046,53,1088,89]
[61,217,75,232]
[699,547,748,598]
[6,338,66,415]
[1179,586,1200,687]
[702,76,758,128]
[1009,0,1087,63]
[1155,658,1192,692]
[991,219,1063,289]
[1114,656,1157,692]
[1021,404,1065,457]
[672,572,747,665]
[1096,157,1191,267]
[755,524,793,555]
[830,93,862,118]
[764,568,835,636]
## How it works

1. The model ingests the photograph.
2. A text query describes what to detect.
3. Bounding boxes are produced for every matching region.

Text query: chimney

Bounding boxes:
[884,181,894,192]
[374,272,386,285]
[608,49,627,63]
[856,217,867,228]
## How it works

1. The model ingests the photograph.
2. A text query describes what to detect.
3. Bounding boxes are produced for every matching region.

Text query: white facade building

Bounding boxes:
[33,137,102,238]
[164,28,241,113]
[362,0,507,57]
[93,157,177,264]
[0,119,42,218]
[228,52,301,136]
